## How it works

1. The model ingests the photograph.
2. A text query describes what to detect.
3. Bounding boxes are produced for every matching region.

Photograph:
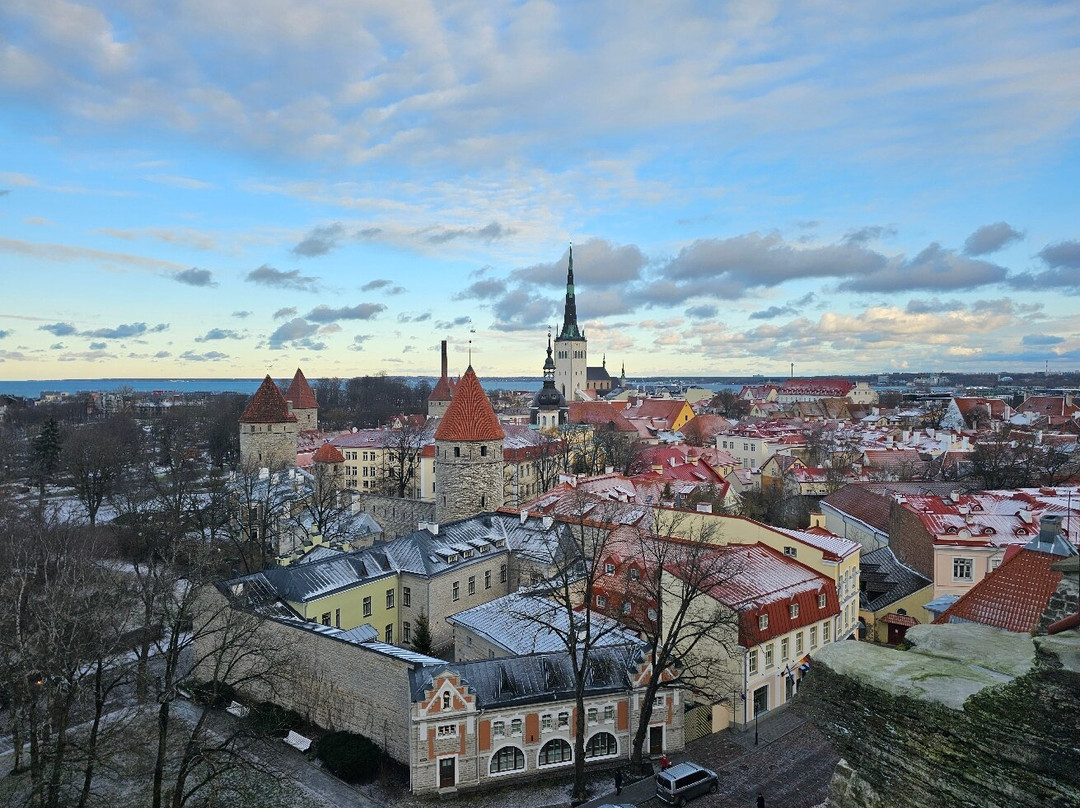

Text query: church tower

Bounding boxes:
[433,366,505,523]
[553,246,587,400]
[530,331,568,429]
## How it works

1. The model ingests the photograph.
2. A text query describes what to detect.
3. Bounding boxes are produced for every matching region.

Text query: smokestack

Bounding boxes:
[440,339,448,380]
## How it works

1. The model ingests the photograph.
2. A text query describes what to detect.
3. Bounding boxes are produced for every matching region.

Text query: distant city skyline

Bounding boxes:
[1,2,1079,381]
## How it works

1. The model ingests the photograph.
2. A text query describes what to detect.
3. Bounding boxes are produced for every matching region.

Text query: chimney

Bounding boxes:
[520,509,528,525]
[440,339,448,380]
[419,521,439,535]
[1038,513,1063,545]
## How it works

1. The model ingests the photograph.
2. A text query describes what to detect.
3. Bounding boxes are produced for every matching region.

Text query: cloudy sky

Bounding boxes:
[1,1,1079,381]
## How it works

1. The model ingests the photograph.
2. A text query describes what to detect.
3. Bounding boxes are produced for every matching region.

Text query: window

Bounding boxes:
[630,567,640,581]
[789,603,799,619]
[758,614,769,631]
[603,705,614,721]
[818,593,826,609]
[454,446,461,458]
[596,594,607,608]
[748,649,758,675]
[403,622,411,643]
[321,612,331,626]
[490,746,524,773]
[539,739,572,766]
[386,589,395,609]
[480,445,488,457]
[585,732,618,758]
[363,597,372,617]
[653,695,665,708]
[810,627,818,647]
[796,632,804,654]
[468,576,476,596]
[647,607,657,621]
[493,721,506,738]
[442,692,451,710]
[781,638,789,660]
[510,719,523,736]
[403,587,411,607]
[622,601,631,615]
[822,622,830,643]
[500,563,507,583]
[335,608,341,628]
[953,557,974,581]
[783,546,798,557]
[453,582,460,601]
[587,708,598,724]
[557,711,569,728]
[541,714,552,731]
[385,624,393,643]
[437,724,457,738]
[485,570,491,589]
[765,644,774,667]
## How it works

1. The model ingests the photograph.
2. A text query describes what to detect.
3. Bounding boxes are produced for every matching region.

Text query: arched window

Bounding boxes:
[442,692,450,709]
[585,732,618,759]
[538,738,572,766]
[490,745,525,774]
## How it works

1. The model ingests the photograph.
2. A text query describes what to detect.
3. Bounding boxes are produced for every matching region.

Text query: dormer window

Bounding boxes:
[818,593,826,609]
[758,614,769,631]
[789,603,799,619]
[605,563,616,575]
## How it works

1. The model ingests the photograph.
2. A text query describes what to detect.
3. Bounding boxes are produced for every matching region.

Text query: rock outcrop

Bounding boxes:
[799,623,1080,808]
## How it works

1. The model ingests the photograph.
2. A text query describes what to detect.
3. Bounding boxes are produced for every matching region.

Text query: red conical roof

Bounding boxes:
[240,375,298,424]
[434,366,504,442]
[312,443,345,464]
[285,368,318,409]
[429,374,456,402]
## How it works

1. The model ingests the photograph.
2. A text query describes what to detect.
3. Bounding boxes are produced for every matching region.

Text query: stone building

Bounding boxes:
[434,366,505,523]
[239,375,299,469]
[284,368,319,431]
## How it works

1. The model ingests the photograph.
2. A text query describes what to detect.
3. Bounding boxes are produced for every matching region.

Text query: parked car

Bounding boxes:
[655,761,719,806]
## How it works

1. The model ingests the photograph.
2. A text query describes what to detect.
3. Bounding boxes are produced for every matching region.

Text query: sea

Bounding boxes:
[0,377,742,400]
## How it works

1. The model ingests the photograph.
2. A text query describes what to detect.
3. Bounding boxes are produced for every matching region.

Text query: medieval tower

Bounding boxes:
[553,246,586,400]
[238,375,299,469]
[284,368,319,431]
[427,339,456,418]
[433,366,504,523]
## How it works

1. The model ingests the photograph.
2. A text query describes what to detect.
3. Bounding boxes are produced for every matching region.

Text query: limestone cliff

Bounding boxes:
[798,623,1080,808]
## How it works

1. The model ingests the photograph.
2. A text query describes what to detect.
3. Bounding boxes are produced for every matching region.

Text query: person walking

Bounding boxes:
[757,793,766,808]
[660,753,670,770]
[614,769,623,795]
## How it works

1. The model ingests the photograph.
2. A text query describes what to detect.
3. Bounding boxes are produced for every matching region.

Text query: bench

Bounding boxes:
[226,701,249,718]
[284,730,312,752]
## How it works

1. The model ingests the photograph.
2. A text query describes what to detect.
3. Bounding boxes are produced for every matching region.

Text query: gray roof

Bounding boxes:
[224,550,395,604]
[859,546,932,612]
[409,645,642,709]
[446,592,642,655]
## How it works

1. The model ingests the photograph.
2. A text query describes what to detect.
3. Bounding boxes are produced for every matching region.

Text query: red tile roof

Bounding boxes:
[429,374,457,402]
[433,366,504,442]
[568,401,637,432]
[285,368,318,409]
[932,549,1064,633]
[240,375,297,424]
[312,443,345,464]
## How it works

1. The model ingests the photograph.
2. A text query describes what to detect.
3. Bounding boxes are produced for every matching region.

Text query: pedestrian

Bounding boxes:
[660,753,670,770]
[614,769,623,795]
[757,792,766,808]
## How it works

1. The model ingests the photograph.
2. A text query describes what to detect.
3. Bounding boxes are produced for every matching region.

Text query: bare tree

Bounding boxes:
[64,418,139,526]
[615,512,744,774]
[373,419,431,499]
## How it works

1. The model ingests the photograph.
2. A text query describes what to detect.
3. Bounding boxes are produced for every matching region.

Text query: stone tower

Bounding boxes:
[284,368,318,431]
[530,331,568,430]
[433,366,504,523]
[554,245,586,400]
[239,375,299,469]
[427,340,455,418]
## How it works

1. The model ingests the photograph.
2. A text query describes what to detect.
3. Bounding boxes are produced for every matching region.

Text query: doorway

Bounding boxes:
[752,685,769,717]
[438,757,455,789]
[649,726,663,755]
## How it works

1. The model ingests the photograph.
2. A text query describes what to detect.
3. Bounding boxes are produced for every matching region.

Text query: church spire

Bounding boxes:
[557,244,583,341]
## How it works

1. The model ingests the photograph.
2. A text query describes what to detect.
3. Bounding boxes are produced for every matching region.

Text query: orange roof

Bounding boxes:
[429,374,457,402]
[312,443,345,463]
[568,401,637,432]
[240,375,297,424]
[433,366,504,442]
[932,549,1063,633]
[285,368,318,409]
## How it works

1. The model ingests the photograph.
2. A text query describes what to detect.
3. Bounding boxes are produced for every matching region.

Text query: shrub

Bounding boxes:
[248,701,303,737]
[315,731,385,783]
[190,680,240,710]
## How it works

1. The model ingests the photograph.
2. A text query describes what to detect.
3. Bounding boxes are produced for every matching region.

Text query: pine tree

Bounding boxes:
[30,417,62,507]
[412,610,433,655]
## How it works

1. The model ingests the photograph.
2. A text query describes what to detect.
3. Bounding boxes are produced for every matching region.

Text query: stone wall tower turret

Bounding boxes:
[284,368,319,431]
[239,375,299,469]
[433,366,504,523]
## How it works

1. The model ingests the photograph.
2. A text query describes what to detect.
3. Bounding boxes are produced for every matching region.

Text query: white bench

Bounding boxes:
[284,730,312,752]
[226,701,249,718]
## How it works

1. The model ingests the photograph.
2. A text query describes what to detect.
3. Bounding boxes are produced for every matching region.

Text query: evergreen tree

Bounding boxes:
[412,610,433,655]
[30,417,62,506]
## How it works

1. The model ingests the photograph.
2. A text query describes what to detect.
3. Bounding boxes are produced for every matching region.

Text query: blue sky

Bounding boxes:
[1,0,1079,380]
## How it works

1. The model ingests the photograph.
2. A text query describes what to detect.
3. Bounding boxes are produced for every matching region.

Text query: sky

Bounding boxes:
[1,0,1079,382]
